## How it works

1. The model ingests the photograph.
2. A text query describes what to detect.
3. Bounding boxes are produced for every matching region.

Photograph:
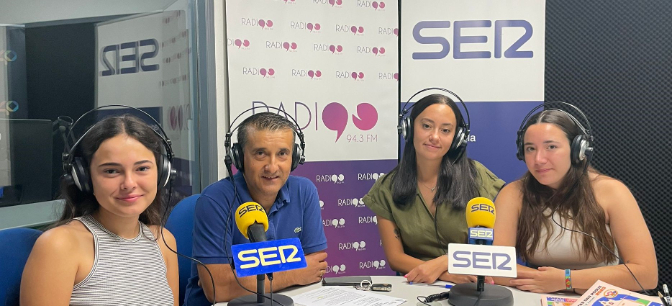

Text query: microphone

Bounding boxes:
[447,197,515,306]
[230,202,304,306]
[235,202,269,243]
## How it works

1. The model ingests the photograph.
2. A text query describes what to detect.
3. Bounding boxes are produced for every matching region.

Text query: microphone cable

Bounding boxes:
[549,210,651,296]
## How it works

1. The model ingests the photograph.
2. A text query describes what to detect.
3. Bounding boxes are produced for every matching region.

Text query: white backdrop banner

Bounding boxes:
[401,0,545,102]
[225,0,398,161]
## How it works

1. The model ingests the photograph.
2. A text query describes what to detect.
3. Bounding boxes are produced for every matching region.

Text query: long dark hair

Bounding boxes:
[516,110,616,263]
[386,94,479,209]
[54,115,166,227]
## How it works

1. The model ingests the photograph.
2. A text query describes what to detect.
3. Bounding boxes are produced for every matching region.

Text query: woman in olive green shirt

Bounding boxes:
[363,93,504,284]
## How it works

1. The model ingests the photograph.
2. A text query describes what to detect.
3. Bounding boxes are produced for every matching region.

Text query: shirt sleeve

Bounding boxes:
[362,174,395,222]
[473,161,506,200]
[300,180,328,254]
[192,191,235,264]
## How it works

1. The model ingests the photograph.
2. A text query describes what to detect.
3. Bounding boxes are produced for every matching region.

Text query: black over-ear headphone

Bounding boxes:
[516,101,594,166]
[224,107,306,173]
[398,87,471,158]
[61,105,175,194]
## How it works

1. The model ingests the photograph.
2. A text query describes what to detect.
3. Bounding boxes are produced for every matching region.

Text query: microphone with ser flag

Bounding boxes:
[448,197,516,306]
[230,202,307,306]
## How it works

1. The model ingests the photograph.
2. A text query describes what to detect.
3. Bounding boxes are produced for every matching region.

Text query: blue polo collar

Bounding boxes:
[232,172,291,214]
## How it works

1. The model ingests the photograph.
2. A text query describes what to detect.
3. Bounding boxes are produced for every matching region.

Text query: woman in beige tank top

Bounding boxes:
[493,107,657,294]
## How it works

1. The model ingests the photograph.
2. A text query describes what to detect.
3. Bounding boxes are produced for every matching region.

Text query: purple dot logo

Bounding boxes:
[307,70,322,79]
[352,103,378,131]
[329,0,343,6]
[329,44,343,54]
[259,19,273,29]
[351,26,364,34]
[322,102,349,141]
[372,1,386,9]
[351,72,365,80]
[307,23,321,32]
[282,42,297,51]
[372,47,386,55]
[259,68,275,78]
[284,0,295,3]
[234,39,250,48]
[393,73,399,80]
[393,28,399,36]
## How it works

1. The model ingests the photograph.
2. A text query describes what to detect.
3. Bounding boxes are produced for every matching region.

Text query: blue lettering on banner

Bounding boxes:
[412,20,533,60]
[452,250,512,270]
[232,238,307,277]
[101,39,160,76]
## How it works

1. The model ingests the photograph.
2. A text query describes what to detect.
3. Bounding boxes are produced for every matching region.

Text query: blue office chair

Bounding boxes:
[165,194,200,306]
[0,228,42,306]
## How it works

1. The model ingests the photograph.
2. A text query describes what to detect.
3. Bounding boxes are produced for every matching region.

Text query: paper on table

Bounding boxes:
[292,286,406,306]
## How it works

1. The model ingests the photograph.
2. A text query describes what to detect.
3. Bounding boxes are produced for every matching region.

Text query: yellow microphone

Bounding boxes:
[465,197,496,229]
[235,202,269,242]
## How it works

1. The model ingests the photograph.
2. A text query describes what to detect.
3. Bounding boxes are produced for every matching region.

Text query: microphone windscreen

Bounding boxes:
[465,197,496,228]
[234,202,269,239]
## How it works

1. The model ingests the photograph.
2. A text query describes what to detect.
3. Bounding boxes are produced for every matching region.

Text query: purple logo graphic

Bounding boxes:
[284,0,296,3]
[350,26,365,34]
[394,28,399,36]
[0,101,19,116]
[259,19,274,29]
[291,21,321,32]
[329,44,343,53]
[307,23,321,32]
[260,68,275,77]
[322,102,378,141]
[308,70,322,78]
[242,67,275,77]
[329,0,343,6]
[372,47,386,55]
[234,39,250,48]
[282,42,298,51]
[352,103,377,131]
[0,50,17,63]
[351,72,365,80]
[169,105,186,131]
[372,1,386,9]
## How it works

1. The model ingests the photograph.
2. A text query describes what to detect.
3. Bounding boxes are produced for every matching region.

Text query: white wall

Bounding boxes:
[0,0,178,25]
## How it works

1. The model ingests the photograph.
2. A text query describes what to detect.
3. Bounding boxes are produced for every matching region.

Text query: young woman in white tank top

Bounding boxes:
[493,108,657,294]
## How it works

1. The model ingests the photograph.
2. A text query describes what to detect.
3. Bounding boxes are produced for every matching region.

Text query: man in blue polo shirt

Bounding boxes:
[184,112,328,305]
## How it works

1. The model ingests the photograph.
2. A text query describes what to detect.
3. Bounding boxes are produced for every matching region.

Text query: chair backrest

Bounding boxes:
[165,194,199,306]
[0,228,42,306]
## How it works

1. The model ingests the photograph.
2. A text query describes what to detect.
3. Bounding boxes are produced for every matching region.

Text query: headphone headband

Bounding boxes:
[225,106,306,173]
[62,105,175,193]
[65,104,174,165]
[400,87,471,131]
[517,101,592,141]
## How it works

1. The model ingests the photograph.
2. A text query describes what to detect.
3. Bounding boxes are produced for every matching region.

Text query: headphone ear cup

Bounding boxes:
[157,152,173,188]
[231,143,244,172]
[516,130,525,161]
[71,157,92,193]
[291,143,303,171]
[571,135,587,165]
[400,117,411,141]
[449,127,467,153]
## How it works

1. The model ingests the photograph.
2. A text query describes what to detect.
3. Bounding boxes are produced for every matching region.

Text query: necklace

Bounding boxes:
[420,182,437,192]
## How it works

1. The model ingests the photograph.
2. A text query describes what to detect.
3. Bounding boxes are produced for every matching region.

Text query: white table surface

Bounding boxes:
[216,275,578,305]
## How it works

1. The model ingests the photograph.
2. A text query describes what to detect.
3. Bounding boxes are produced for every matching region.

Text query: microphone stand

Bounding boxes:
[229,224,294,306]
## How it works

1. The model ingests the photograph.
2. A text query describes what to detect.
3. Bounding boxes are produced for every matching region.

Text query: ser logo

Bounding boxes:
[100,39,159,76]
[413,20,533,60]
